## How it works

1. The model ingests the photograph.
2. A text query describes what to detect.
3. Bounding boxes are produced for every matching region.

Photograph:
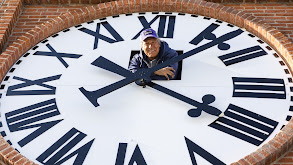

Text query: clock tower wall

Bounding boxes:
[0,0,292,165]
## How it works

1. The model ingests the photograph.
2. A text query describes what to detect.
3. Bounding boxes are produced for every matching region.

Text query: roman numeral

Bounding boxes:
[6,75,61,96]
[218,45,268,66]
[115,143,147,165]
[37,128,95,165]
[5,99,63,147]
[33,44,82,68]
[132,15,176,39]
[79,21,124,50]
[185,137,225,165]
[209,104,278,146]
[232,77,286,99]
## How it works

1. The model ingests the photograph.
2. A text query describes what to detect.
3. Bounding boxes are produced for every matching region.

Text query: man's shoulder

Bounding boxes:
[133,53,142,59]
[161,41,177,57]
[130,52,143,62]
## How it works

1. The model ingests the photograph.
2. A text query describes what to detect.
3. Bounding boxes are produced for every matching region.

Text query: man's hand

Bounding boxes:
[154,67,175,80]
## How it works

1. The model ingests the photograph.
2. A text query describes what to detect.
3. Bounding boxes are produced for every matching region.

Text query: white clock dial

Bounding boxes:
[0,12,292,165]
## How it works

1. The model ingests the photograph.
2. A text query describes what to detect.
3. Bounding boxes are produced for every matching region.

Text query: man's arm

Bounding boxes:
[153,48,178,80]
[154,67,176,80]
[128,54,141,73]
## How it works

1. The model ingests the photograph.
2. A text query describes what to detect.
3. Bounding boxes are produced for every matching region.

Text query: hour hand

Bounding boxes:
[91,56,133,77]
[92,56,222,117]
[79,76,137,107]
[79,56,151,107]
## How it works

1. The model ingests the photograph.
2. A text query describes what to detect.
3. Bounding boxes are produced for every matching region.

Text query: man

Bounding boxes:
[128,28,178,85]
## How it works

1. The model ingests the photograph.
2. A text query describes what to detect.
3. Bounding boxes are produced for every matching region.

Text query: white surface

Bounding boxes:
[0,12,292,165]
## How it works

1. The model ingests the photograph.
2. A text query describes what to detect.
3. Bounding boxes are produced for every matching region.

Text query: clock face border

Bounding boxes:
[0,1,292,164]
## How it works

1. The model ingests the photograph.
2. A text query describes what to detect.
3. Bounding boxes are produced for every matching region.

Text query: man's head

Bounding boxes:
[140,28,161,60]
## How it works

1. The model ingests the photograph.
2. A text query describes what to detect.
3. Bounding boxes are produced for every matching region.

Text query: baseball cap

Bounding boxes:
[140,28,158,41]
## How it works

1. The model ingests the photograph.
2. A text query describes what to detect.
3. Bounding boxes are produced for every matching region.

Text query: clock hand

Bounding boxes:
[80,29,243,107]
[148,29,243,74]
[90,56,222,117]
[79,76,137,107]
[147,82,222,117]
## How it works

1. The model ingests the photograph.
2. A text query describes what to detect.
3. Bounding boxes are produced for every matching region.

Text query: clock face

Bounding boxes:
[0,12,292,165]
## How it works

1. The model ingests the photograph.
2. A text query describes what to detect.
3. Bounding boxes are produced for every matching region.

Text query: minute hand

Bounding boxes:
[80,29,243,106]
[148,29,244,74]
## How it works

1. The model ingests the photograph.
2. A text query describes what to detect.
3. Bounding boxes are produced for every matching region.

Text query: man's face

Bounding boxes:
[141,37,160,60]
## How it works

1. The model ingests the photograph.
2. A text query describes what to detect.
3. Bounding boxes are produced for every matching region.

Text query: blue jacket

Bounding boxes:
[128,41,178,80]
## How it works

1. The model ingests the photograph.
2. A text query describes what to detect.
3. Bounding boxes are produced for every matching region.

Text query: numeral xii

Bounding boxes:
[132,15,176,39]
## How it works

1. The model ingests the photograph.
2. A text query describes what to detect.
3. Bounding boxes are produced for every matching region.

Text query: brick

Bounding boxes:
[4,150,19,164]
[230,162,240,165]
[209,3,219,18]
[1,53,14,67]
[204,2,213,17]
[278,157,293,163]
[0,146,13,158]
[14,157,29,165]
[140,0,147,12]
[244,155,258,164]
[121,0,130,14]
[0,60,9,77]
[153,0,160,11]
[17,36,31,49]
[169,0,176,13]
[24,161,34,165]
[115,1,123,15]
[192,0,202,15]
[237,159,250,165]
[198,1,207,16]
[98,3,108,18]
[74,9,85,23]
[9,153,23,164]
[110,1,118,16]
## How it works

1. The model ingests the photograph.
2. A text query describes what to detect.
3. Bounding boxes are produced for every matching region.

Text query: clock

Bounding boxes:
[0,12,292,165]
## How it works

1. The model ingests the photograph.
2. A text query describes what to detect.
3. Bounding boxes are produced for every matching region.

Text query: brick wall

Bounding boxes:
[4,3,293,50]
[226,3,293,43]
[0,0,23,54]
[7,5,86,45]
[0,0,292,165]
[274,146,293,165]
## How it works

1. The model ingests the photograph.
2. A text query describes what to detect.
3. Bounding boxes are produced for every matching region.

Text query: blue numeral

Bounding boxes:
[232,77,286,99]
[5,99,63,147]
[34,44,82,68]
[209,104,278,146]
[115,143,147,165]
[132,15,176,40]
[7,75,61,96]
[37,128,94,165]
[218,46,267,66]
[185,137,225,165]
[79,21,124,50]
